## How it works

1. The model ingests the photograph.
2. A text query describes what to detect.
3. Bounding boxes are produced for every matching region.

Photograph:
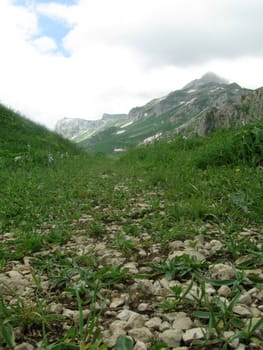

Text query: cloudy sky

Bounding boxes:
[1,0,263,129]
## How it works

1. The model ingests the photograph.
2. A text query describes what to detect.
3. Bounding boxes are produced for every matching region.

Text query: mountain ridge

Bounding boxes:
[55,73,262,153]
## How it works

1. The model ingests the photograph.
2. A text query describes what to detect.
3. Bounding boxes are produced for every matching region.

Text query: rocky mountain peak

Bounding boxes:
[183,72,228,90]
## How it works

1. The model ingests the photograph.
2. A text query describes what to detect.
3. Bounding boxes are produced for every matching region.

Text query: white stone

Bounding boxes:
[15,343,34,350]
[168,250,205,262]
[163,312,181,322]
[218,285,232,297]
[238,293,252,305]
[224,331,239,348]
[123,262,139,274]
[159,321,171,331]
[209,263,235,280]
[117,309,136,321]
[145,317,162,330]
[134,341,148,350]
[125,313,145,330]
[110,297,125,308]
[109,320,127,333]
[159,329,182,347]
[183,327,206,343]
[172,316,193,331]
[128,327,153,343]
[233,304,252,317]
[138,303,150,312]
[209,239,224,252]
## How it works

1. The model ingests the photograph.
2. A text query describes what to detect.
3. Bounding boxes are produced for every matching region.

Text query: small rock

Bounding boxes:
[224,331,239,348]
[209,239,224,252]
[123,262,139,274]
[218,285,232,297]
[134,341,148,350]
[163,312,180,322]
[169,240,185,250]
[15,343,34,350]
[49,302,63,314]
[183,328,206,343]
[209,263,235,280]
[145,317,162,330]
[138,303,150,312]
[159,329,182,348]
[233,304,252,317]
[235,345,246,350]
[159,321,171,331]
[110,297,125,308]
[128,327,153,343]
[139,267,153,273]
[117,309,135,321]
[125,313,145,330]
[172,316,193,331]
[106,330,127,348]
[168,250,205,262]
[238,293,252,306]
[250,307,262,317]
[110,320,127,333]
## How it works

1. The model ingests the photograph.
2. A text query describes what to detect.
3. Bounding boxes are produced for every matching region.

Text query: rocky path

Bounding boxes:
[1,219,263,349]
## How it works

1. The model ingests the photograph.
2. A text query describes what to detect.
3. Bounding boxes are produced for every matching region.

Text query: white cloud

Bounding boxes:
[0,0,262,130]
[31,36,57,53]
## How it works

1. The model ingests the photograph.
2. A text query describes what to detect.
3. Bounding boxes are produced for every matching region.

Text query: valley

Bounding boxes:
[0,77,263,349]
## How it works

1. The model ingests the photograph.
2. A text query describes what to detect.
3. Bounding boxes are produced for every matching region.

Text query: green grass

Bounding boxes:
[1,106,263,348]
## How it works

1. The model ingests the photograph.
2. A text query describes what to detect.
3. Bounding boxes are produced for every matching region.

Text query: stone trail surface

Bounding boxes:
[0,218,263,349]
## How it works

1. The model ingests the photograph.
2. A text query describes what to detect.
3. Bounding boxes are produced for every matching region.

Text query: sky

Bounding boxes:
[1,0,263,129]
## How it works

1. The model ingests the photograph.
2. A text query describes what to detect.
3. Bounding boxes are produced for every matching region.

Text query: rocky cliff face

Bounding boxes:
[55,114,128,140]
[178,87,263,136]
[55,118,102,140]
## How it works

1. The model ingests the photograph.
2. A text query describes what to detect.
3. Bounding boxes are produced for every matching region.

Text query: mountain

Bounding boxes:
[55,113,127,140]
[77,73,263,153]
[54,73,263,154]
[0,103,81,166]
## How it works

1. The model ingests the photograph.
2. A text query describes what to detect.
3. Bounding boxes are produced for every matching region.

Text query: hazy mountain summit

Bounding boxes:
[183,72,228,89]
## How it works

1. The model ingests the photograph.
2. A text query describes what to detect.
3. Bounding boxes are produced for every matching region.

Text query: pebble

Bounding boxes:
[172,316,193,331]
[128,327,153,343]
[110,297,125,308]
[134,341,148,350]
[218,285,232,297]
[125,313,145,330]
[159,329,182,348]
[233,304,252,317]
[138,303,150,312]
[209,263,235,280]
[145,317,162,330]
[183,327,206,343]
[14,343,34,350]
[224,331,239,348]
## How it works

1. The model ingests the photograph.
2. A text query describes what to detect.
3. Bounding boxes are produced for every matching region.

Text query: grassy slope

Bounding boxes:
[1,116,263,348]
[0,104,81,166]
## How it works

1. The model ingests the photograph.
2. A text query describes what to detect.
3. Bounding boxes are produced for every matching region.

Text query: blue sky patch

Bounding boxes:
[12,0,76,56]
[36,13,73,55]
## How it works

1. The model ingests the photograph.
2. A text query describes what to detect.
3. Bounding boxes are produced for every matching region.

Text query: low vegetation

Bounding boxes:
[0,107,263,349]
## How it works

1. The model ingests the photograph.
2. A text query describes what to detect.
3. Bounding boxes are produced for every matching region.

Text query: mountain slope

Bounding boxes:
[0,104,81,166]
[79,73,257,153]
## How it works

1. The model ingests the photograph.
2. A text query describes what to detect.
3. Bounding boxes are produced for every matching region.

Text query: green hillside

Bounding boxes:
[0,103,82,166]
[1,118,263,349]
